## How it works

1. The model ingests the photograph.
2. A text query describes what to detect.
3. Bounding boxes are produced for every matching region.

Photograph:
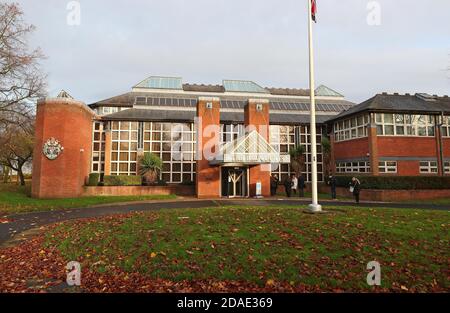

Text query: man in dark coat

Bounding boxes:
[283,176,292,198]
[270,174,279,196]
[350,177,361,204]
[329,175,337,200]
[298,174,306,198]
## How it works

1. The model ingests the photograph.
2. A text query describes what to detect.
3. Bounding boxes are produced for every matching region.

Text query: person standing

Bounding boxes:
[284,176,292,198]
[270,174,279,197]
[291,174,298,196]
[298,174,305,198]
[329,175,337,200]
[349,177,361,204]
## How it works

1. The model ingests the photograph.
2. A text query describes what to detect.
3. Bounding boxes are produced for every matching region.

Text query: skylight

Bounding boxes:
[223,80,268,94]
[134,76,183,90]
[315,85,344,97]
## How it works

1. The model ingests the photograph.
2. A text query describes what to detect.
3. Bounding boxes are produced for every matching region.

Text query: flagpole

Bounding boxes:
[307,0,322,213]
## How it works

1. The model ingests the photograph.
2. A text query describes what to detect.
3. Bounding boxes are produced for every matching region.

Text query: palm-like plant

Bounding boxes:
[321,137,332,177]
[139,152,163,184]
[289,145,306,177]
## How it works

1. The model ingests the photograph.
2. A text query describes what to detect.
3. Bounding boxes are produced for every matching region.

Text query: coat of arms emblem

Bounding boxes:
[43,138,64,160]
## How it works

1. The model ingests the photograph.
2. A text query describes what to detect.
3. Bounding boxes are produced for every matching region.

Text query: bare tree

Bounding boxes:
[0,118,34,185]
[0,2,46,129]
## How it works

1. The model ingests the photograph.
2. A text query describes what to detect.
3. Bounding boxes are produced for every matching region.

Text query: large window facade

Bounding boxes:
[334,114,369,142]
[143,122,196,183]
[220,124,244,148]
[91,122,105,173]
[102,121,196,182]
[94,121,327,184]
[270,125,324,182]
[111,122,139,175]
[375,113,436,137]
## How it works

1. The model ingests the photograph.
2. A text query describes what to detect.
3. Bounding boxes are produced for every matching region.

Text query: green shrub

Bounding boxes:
[335,175,450,190]
[140,152,163,184]
[87,173,100,186]
[103,175,142,186]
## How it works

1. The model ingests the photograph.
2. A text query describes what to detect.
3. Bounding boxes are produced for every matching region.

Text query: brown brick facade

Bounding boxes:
[332,120,450,177]
[196,97,221,198]
[245,100,271,197]
[32,98,95,198]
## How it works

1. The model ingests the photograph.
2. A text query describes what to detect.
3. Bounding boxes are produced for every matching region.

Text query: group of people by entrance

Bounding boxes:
[270,173,306,198]
[270,173,361,204]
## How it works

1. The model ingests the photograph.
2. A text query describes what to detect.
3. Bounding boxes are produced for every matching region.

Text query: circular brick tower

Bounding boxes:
[31,91,96,199]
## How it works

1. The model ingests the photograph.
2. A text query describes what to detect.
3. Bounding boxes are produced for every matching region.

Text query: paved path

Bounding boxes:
[0,198,448,246]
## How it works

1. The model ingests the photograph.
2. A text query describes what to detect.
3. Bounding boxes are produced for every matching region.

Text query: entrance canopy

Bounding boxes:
[210,130,290,166]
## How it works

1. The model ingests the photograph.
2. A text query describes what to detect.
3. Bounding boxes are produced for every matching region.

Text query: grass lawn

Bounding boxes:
[0,183,177,215]
[405,198,450,206]
[43,205,449,292]
[275,191,351,200]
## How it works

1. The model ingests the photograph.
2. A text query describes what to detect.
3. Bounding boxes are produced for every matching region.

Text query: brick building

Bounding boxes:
[327,93,450,177]
[31,76,353,198]
[31,77,450,199]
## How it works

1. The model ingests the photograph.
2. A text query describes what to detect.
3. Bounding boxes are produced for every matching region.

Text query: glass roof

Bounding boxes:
[315,85,344,97]
[134,76,183,90]
[223,80,268,94]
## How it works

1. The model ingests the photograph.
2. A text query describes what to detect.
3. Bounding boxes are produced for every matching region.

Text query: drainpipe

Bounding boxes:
[438,112,445,176]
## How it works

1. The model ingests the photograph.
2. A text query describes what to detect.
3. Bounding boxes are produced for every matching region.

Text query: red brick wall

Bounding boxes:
[377,137,437,157]
[397,160,420,176]
[32,98,95,199]
[245,100,271,197]
[83,185,195,197]
[196,97,221,198]
[443,138,450,159]
[333,137,370,160]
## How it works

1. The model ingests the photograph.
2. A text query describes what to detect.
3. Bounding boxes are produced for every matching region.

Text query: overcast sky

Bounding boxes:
[12,0,450,104]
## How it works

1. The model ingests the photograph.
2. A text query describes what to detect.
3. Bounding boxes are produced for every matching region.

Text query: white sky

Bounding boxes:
[13,0,450,104]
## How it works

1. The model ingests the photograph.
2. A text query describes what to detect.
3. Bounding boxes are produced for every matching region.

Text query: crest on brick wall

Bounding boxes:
[43,138,64,160]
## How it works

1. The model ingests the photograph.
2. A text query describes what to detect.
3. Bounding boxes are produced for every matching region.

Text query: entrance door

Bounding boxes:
[221,167,248,198]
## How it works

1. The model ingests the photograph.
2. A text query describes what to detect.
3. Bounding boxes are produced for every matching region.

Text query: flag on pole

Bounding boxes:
[311,0,317,22]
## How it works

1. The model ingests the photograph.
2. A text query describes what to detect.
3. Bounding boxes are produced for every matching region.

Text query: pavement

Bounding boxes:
[0,198,449,246]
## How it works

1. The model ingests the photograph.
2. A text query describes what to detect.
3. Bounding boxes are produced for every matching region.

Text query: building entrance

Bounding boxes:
[221,167,248,198]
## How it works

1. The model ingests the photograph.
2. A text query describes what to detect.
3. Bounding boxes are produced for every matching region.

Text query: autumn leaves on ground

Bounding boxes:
[1,206,449,293]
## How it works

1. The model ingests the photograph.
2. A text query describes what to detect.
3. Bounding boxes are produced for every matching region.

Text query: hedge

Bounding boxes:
[103,175,142,186]
[87,173,100,186]
[334,176,450,190]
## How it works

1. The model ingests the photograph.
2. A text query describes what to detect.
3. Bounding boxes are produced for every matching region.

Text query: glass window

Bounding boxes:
[379,161,397,174]
[336,161,370,173]
[420,161,438,174]
[384,114,393,124]
[334,114,369,142]
[271,125,325,183]
[91,122,106,174]
[444,162,450,174]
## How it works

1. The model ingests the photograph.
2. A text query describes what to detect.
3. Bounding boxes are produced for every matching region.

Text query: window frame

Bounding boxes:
[419,161,439,174]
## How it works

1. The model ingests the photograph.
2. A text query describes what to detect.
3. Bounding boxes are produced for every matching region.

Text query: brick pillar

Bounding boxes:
[245,99,271,197]
[32,98,95,198]
[196,97,221,198]
[104,123,112,176]
[368,115,379,176]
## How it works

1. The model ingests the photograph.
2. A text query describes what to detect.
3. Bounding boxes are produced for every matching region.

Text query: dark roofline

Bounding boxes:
[326,93,450,123]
